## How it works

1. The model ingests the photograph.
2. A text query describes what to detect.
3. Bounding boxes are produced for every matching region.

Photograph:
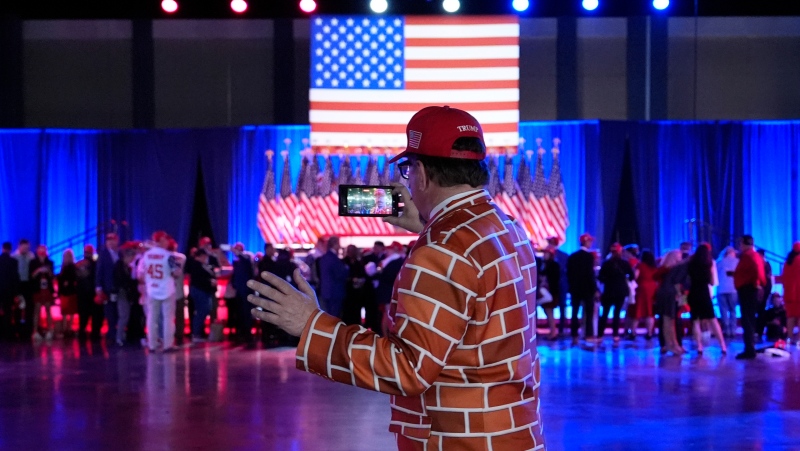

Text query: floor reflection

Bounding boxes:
[0,338,798,450]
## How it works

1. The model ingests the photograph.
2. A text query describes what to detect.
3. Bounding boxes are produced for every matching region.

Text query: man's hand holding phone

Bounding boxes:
[383,183,424,234]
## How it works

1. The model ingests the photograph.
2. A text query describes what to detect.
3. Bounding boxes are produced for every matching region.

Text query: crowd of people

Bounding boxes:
[0,231,414,350]
[1,229,799,358]
[537,233,800,359]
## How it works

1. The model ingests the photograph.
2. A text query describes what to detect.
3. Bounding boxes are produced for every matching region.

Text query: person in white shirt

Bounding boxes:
[137,231,179,352]
[716,246,739,338]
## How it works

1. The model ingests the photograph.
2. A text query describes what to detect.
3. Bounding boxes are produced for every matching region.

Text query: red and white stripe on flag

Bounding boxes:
[309,15,519,150]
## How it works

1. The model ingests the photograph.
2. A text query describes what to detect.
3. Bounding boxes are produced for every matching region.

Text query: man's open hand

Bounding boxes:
[247,268,320,337]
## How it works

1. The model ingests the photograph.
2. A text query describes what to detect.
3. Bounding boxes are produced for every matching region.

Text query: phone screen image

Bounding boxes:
[338,185,398,217]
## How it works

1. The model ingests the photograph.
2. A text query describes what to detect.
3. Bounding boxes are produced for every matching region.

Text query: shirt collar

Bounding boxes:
[427,189,488,226]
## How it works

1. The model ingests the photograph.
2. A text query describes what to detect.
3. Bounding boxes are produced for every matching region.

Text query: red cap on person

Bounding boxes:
[388,106,486,164]
[580,233,595,243]
[610,242,623,253]
[152,231,169,243]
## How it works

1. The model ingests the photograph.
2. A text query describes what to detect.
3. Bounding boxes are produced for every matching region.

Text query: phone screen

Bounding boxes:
[338,185,398,217]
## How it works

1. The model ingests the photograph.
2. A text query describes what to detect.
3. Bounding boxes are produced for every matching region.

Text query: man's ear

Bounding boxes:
[416,160,431,191]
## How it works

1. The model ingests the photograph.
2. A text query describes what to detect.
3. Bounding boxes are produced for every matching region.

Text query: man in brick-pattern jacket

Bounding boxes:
[248,106,546,450]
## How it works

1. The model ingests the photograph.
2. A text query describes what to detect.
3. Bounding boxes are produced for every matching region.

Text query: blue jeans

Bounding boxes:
[190,287,213,338]
[717,292,738,336]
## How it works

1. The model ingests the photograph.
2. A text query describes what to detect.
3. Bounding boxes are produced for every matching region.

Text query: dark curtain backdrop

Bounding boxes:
[602,121,746,256]
[1,121,798,265]
[98,128,240,250]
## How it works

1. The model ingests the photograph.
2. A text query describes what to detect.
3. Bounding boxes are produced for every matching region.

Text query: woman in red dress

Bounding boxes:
[633,250,659,339]
[783,242,800,344]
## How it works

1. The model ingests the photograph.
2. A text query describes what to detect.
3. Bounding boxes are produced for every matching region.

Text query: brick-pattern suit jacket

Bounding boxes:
[296,189,546,451]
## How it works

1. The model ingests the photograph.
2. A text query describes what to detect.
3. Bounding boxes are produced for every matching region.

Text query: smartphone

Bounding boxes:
[338,185,400,217]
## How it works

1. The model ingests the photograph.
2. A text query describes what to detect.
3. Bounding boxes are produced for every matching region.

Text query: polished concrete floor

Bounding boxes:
[0,335,798,451]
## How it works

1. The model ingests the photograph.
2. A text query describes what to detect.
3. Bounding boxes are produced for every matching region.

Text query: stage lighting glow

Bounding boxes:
[512,0,529,12]
[161,0,178,13]
[582,0,599,11]
[299,0,317,13]
[442,0,460,13]
[370,0,388,13]
[653,0,669,10]
[230,0,248,13]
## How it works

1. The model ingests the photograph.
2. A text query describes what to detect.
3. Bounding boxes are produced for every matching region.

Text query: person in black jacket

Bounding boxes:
[317,236,349,319]
[0,242,21,340]
[342,245,368,327]
[567,233,599,345]
[230,243,256,344]
[374,242,406,337]
[57,249,79,337]
[598,243,635,342]
[539,248,561,340]
[75,244,97,341]
[30,245,55,341]
[186,249,218,343]
[267,248,301,347]
[95,233,120,342]
[112,244,140,346]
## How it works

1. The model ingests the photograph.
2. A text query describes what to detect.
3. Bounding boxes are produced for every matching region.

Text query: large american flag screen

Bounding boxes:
[309,15,520,150]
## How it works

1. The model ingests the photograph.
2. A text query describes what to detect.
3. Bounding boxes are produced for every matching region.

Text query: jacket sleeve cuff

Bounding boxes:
[295,309,342,377]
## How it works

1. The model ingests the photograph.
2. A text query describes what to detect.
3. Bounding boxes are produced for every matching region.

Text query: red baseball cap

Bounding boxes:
[152,231,169,243]
[388,106,486,164]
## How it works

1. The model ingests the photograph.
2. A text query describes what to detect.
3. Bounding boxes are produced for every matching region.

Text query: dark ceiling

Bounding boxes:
[2,0,799,19]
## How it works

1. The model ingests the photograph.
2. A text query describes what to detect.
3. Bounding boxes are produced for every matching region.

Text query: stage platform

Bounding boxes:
[0,336,798,450]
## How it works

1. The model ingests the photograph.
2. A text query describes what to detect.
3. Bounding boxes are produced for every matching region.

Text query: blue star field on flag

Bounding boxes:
[311,16,406,90]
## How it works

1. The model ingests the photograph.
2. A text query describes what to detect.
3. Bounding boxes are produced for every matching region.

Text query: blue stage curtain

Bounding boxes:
[229,125,311,254]
[0,130,99,268]
[0,131,44,246]
[519,121,600,255]
[39,131,100,268]
[743,121,800,260]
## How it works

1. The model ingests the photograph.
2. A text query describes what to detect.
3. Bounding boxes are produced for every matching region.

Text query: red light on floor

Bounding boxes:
[299,0,317,13]
[161,0,178,13]
[231,0,248,13]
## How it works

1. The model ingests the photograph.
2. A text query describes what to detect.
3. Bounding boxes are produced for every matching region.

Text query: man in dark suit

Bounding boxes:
[0,242,21,340]
[598,242,635,342]
[317,236,349,318]
[546,236,570,336]
[76,244,98,341]
[95,233,120,342]
[567,233,599,345]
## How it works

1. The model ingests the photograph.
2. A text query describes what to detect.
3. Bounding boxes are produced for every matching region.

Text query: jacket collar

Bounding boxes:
[426,189,491,230]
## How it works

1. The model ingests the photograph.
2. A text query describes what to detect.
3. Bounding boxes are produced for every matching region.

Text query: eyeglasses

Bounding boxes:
[398,160,412,179]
